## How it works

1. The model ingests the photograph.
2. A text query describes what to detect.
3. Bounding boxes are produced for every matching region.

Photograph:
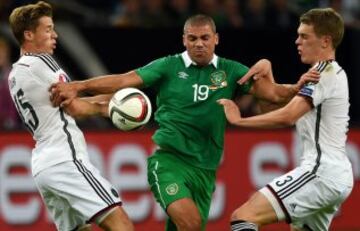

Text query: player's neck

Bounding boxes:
[312,51,335,66]
[20,44,48,56]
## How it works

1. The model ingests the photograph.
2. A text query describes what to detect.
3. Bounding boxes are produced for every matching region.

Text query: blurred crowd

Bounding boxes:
[0,36,23,131]
[1,0,360,29]
[0,0,360,131]
[110,0,360,29]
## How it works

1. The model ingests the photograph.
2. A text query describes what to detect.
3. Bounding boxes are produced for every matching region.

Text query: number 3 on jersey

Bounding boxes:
[13,89,39,133]
[192,84,209,102]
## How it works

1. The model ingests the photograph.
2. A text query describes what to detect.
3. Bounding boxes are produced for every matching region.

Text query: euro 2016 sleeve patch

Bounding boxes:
[299,84,315,97]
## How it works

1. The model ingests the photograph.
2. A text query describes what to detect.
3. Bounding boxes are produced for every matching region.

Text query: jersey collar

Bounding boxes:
[181,51,218,68]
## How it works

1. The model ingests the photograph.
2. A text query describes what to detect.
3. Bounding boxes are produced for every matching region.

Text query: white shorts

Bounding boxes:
[34,160,122,231]
[260,166,353,231]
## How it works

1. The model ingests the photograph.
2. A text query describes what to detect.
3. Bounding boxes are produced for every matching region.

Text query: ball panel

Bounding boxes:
[117,94,148,122]
[108,88,152,131]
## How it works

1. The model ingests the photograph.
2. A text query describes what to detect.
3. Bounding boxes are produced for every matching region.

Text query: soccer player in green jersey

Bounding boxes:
[50,15,318,231]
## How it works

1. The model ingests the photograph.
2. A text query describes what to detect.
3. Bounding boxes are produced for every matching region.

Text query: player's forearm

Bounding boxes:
[257,99,284,114]
[78,71,143,95]
[64,98,109,119]
[272,83,300,104]
[233,108,294,129]
[271,70,320,103]
[78,75,123,95]
[82,94,113,104]
[251,77,297,105]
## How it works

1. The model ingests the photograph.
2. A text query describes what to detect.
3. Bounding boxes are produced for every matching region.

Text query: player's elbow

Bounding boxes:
[276,108,297,126]
[269,95,283,104]
[258,59,272,68]
[63,108,85,120]
[62,102,88,120]
[71,113,86,120]
[280,119,295,127]
[280,114,297,126]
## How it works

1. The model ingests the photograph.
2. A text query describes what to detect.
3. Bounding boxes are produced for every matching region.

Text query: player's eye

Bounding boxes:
[300,34,307,39]
[200,35,211,41]
[188,36,197,41]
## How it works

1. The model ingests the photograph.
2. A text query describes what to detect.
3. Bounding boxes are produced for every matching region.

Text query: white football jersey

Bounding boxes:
[296,60,352,185]
[8,53,89,176]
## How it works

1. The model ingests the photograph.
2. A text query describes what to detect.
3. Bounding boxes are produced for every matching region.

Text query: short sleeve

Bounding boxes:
[298,62,334,107]
[135,57,168,87]
[233,61,252,94]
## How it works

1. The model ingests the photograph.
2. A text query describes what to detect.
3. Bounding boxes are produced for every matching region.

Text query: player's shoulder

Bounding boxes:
[20,53,61,73]
[314,60,342,76]
[156,53,184,65]
[217,56,248,70]
[167,53,183,62]
[313,60,346,90]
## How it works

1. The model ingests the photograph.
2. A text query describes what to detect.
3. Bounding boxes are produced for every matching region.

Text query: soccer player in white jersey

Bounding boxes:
[218,8,353,231]
[8,2,134,231]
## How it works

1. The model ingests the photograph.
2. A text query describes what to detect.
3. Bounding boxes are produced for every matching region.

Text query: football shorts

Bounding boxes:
[260,166,353,231]
[34,159,122,231]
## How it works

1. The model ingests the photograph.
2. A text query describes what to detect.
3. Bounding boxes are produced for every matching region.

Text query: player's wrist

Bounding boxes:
[73,81,86,93]
[292,83,301,93]
[100,104,109,117]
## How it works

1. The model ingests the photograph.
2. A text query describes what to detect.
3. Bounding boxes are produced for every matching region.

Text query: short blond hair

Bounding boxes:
[9,1,53,45]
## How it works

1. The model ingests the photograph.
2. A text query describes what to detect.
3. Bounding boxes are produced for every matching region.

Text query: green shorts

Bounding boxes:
[147,150,216,230]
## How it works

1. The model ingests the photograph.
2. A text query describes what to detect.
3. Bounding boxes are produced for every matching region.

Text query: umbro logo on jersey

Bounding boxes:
[177,71,189,79]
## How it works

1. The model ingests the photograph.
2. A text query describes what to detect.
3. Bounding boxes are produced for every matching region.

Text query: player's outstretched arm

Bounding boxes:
[249,68,320,105]
[63,97,109,120]
[81,94,113,104]
[238,59,274,85]
[50,71,144,107]
[218,96,312,129]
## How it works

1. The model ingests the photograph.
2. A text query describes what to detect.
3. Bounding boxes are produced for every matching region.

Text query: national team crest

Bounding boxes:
[209,70,227,90]
[165,183,179,195]
[58,73,70,83]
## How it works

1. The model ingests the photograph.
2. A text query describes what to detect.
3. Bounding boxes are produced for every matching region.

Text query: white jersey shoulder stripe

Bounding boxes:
[314,60,331,73]
[297,60,332,98]
[24,53,61,73]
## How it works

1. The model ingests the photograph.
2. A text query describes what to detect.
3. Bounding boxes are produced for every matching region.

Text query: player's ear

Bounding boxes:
[215,33,219,45]
[183,34,186,47]
[24,30,33,42]
[321,35,332,49]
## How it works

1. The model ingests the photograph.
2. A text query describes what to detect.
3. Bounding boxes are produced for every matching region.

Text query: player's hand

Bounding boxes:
[217,99,242,125]
[238,59,273,85]
[49,82,78,107]
[295,69,320,91]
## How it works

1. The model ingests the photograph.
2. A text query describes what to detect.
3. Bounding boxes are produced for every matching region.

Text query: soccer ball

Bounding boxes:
[108,88,152,131]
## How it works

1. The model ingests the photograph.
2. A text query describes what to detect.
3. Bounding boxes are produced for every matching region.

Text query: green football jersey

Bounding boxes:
[136,52,252,170]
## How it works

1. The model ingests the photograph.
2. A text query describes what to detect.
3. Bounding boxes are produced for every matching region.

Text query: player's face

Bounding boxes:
[183,24,218,66]
[26,16,57,55]
[295,23,324,65]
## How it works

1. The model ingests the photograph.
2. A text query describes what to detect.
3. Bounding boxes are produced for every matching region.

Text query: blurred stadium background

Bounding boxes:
[0,0,359,230]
